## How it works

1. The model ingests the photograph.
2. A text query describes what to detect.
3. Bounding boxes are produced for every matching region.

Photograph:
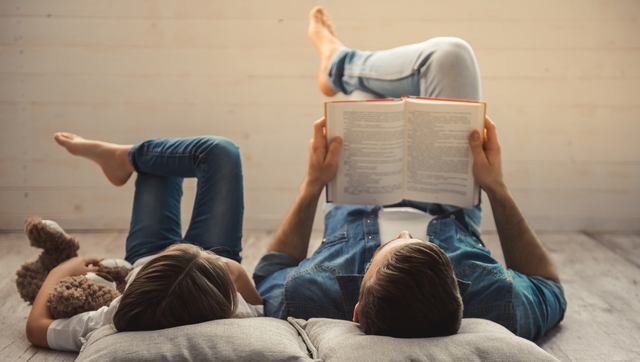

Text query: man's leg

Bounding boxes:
[309,7,483,227]
[309,9,481,101]
[328,37,482,101]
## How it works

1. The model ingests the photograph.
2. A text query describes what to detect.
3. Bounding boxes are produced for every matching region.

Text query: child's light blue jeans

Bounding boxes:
[124,136,244,264]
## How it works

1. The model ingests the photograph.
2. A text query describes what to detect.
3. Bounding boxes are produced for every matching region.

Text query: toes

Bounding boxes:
[54,133,66,145]
[310,6,323,20]
[61,132,79,140]
[55,132,84,143]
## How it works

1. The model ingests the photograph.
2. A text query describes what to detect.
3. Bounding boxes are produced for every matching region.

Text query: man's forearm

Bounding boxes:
[487,183,560,281]
[267,179,324,262]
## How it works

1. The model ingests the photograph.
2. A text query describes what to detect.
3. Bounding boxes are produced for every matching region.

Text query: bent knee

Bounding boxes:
[430,37,476,64]
[198,136,241,163]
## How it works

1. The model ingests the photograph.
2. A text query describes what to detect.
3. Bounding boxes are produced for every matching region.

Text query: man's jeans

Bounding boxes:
[124,136,244,264]
[328,37,482,101]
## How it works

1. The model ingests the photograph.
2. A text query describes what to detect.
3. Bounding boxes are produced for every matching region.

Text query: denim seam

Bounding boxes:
[319,237,348,248]
[457,262,509,280]
[505,270,514,331]
[455,229,488,253]
[139,150,202,157]
[342,69,417,81]
[288,264,344,280]
[363,212,380,268]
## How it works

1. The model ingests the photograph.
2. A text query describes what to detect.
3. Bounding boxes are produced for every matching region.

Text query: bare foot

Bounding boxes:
[54,132,134,186]
[308,6,343,97]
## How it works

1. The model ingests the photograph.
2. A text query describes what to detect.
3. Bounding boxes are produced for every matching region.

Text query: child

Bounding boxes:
[26,133,262,352]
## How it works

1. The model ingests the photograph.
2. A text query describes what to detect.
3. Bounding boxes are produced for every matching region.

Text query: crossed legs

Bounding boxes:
[309,7,484,228]
[308,7,482,101]
[55,134,244,264]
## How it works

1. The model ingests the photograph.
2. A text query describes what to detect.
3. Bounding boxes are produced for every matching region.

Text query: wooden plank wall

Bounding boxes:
[0,0,638,231]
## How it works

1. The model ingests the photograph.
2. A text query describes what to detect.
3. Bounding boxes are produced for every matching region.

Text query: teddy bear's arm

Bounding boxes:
[26,256,100,348]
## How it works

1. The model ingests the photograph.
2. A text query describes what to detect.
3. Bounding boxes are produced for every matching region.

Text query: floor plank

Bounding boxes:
[535,233,640,361]
[583,232,640,269]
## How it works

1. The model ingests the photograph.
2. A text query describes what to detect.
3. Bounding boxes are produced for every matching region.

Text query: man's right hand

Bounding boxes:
[469,116,506,195]
[305,117,343,192]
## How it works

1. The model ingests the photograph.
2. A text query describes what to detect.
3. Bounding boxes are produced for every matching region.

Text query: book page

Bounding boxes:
[326,101,405,205]
[403,99,484,208]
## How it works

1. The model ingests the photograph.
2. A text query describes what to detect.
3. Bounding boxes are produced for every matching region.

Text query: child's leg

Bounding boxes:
[125,174,183,264]
[129,136,244,263]
[53,132,184,263]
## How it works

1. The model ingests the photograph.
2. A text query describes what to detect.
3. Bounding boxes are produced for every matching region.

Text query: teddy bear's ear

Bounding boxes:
[25,218,79,253]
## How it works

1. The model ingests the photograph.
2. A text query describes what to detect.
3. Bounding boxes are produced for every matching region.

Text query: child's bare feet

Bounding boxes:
[54,132,134,186]
[308,6,343,97]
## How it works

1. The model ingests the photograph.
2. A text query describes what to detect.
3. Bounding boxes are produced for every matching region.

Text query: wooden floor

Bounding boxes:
[1,230,639,362]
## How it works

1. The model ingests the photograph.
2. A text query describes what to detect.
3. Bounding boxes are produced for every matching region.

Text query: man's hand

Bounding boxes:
[469,116,506,195]
[51,256,100,278]
[306,117,343,192]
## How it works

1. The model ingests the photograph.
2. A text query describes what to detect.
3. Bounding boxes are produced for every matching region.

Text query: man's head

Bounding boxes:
[354,231,463,338]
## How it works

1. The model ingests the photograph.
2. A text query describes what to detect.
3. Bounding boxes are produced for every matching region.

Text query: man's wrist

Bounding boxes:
[302,177,326,197]
[483,181,509,199]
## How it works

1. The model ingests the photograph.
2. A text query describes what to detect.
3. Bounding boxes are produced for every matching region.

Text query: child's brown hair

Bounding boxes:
[113,243,237,331]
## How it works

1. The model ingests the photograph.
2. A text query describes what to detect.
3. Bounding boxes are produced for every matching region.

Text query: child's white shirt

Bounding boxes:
[46,255,264,352]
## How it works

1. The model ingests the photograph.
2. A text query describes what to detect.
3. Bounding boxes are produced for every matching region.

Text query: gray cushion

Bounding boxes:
[76,317,314,362]
[77,316,559,362]
[290,317,559,362]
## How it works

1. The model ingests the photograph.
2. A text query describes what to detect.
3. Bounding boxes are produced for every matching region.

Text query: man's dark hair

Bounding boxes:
[358,242,463,338]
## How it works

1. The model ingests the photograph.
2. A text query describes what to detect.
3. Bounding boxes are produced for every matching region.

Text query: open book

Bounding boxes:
[325,96,486,209]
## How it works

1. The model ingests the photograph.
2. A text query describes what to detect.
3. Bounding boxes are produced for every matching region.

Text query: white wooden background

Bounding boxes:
[0,0,638,232]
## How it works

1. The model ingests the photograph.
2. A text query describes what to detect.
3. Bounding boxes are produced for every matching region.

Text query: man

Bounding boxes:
[253,7,566,341]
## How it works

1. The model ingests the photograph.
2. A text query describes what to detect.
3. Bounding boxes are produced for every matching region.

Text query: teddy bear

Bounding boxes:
[15,217,132,319]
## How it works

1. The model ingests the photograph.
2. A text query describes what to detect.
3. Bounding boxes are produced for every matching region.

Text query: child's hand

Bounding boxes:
[52,256,100,278]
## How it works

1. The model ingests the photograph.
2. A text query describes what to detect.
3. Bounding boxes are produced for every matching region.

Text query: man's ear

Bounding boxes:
[353,302,359,323]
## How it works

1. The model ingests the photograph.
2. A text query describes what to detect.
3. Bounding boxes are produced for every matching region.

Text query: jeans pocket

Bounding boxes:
[456,227,488,253]
[320,224,348,248]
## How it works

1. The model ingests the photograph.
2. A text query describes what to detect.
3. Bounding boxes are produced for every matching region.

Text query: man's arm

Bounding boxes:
[267,118,343,262]
[469,117,559,281]
[26,256,100,348]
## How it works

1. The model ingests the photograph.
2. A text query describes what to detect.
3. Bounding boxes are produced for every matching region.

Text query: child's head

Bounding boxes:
[113,243,237,332]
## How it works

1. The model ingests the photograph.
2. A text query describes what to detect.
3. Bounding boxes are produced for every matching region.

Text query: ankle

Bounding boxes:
[116,146,134,173]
